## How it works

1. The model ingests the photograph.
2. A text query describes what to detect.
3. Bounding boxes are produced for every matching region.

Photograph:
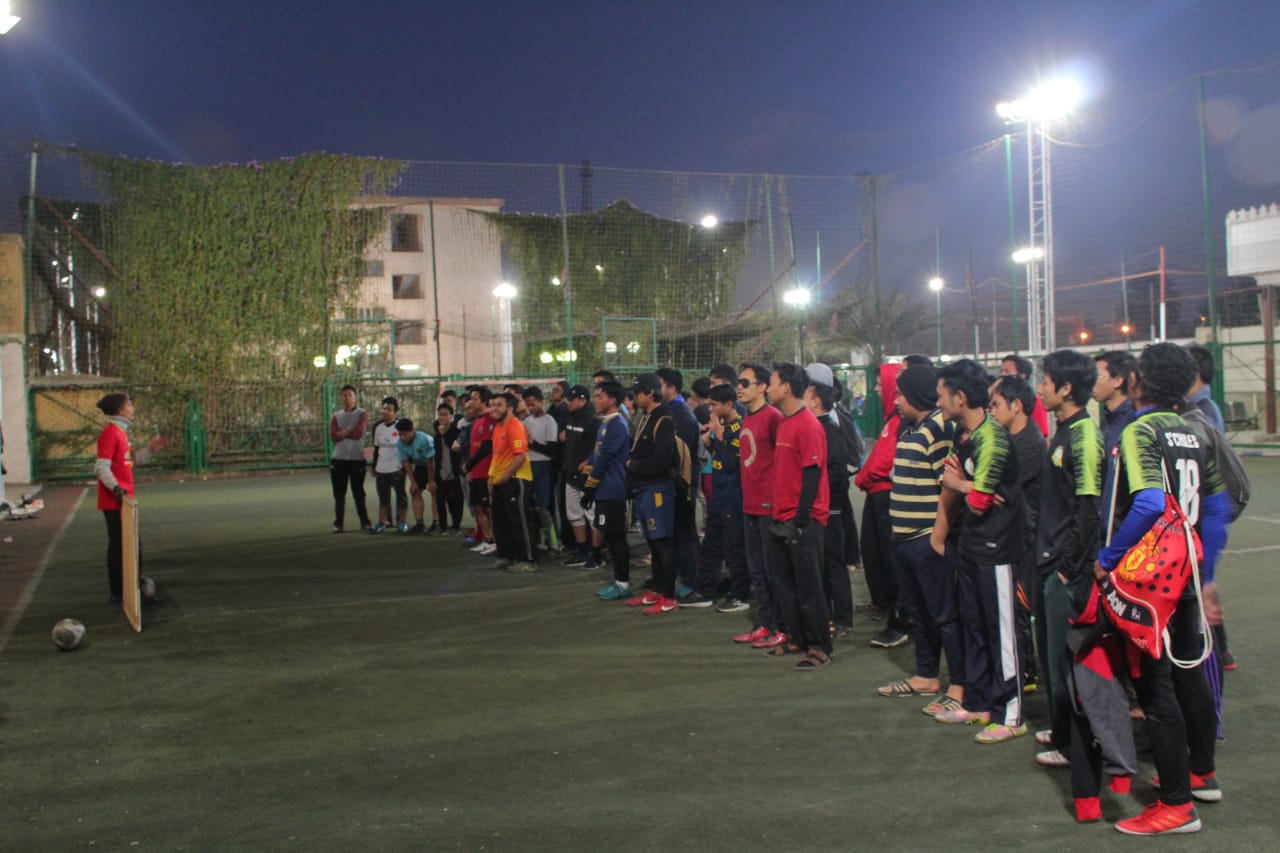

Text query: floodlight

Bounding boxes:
[783,287,811,307]
[700,214,719,229]
[493,282,517,300]
[928,276,944,292]
[1011,247,1044,264]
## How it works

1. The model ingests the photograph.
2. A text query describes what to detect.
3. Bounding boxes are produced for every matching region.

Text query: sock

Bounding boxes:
[1109,775,1131,794]
[1074,797,1102,823]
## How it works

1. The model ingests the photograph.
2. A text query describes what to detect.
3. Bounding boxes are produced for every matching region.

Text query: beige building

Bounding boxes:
[344,197,506,378]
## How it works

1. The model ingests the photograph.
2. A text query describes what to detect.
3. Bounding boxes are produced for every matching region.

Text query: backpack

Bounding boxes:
[1182,407,1251,521]
[631,413,693,490]
[664,416,694,490]
[834,406,865,471]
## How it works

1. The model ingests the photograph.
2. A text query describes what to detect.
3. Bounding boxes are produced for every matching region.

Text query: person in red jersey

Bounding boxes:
[95,392,165,603]
[765,362,832,671]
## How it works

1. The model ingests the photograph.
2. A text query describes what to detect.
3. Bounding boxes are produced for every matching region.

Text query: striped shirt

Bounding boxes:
[890,409,953,540]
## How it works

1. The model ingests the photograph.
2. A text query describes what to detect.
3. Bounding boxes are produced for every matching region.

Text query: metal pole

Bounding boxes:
[557,165,575,383]
[1265,285,1276,434]
[935,290,943,358]
[428,200,443,376]
[1042,124,1057,351]
[1159,245,1167,341]
[968,253,978,358]
[1197,74,1226,410]
[1005,134,1019,354]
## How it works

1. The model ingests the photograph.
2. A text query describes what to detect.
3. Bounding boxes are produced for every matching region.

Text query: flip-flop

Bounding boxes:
[877,679,939,698]
[795,650,831,671]
[922,695,963,717]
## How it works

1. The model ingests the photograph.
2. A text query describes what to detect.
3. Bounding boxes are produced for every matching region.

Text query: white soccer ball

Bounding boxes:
[140,576,157,602]
[52,618,86,651]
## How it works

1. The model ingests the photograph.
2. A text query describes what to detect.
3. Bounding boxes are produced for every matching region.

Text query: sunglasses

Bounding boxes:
[736,378,758,388]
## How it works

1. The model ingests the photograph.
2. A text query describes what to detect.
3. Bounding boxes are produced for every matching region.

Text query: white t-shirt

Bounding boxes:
[372,419,402,474]
[523,413,558,463]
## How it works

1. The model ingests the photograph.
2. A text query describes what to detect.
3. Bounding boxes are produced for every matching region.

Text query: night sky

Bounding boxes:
[3,1,1279,175]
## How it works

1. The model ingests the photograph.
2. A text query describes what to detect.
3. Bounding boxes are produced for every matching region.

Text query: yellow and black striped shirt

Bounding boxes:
[890,409,953,540]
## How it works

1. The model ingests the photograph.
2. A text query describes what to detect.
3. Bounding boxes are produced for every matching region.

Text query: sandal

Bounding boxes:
[877,679,939,698]
[767,644,804,657]
[922,694,963,717]
[830,624,853,639]
[795,650,831,671]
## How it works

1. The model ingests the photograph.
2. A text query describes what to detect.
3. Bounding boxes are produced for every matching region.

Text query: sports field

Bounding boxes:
[3,463,1279,850]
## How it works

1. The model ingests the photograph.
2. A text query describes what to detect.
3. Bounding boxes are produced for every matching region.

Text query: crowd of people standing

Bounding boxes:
[322,342,1241,835]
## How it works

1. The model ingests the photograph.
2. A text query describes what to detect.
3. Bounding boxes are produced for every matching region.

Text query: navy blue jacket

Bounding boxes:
[584,413,630,501]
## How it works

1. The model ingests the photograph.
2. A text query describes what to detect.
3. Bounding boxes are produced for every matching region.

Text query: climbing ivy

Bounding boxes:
[71,149,403,386]
[483,200,751,369]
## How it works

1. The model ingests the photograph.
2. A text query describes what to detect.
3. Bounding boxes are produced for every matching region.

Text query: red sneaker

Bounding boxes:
[751,631,790,649]
[626,591,660,607]
[642,596,679,615]
[1150,770,1222,803]
[1115,801,1201,836]
[734,626,770,644]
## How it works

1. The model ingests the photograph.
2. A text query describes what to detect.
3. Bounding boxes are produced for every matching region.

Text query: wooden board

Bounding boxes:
[121,495,141,632]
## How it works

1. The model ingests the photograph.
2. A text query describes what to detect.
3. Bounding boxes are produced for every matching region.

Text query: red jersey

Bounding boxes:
[467,414,495,480]
[1031,397,1050,437]
[771,406,830,526]
[740,403,784,516]
[96,422,135,510]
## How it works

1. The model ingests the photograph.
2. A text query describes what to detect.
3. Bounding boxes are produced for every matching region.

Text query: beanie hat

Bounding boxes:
[896,366,938,411]
[97,392,129,416]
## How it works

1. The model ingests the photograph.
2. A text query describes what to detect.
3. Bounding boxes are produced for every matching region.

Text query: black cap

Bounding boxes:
[567,384,591,401]
[631,372,662,395]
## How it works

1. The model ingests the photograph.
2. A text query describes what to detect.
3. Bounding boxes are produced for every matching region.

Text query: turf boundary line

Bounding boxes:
[0,487,86,654]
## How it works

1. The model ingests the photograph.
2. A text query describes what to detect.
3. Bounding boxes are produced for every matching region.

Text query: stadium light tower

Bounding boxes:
[0,1,20,34]
[928,276,945,357]
[784,286,811,361]
[997,78,1082,354]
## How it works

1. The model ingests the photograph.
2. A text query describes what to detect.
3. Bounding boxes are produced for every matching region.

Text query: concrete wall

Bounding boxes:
[0,234,31,485]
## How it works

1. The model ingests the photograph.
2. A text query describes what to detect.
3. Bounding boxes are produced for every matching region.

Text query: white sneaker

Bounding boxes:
[470,541,490,553]
[1035,749,1071,768]
[1034,729,1053,746]
[478,542,497,555]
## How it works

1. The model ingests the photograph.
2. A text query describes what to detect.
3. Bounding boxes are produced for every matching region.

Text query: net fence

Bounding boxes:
[5,55,1280,479]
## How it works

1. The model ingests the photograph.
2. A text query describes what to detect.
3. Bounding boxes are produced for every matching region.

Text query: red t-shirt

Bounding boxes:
[740,403,784,516]
[771,406,830,526]
[468,414,495,480]
[96,422,135,510]
[1031,397,1050,437]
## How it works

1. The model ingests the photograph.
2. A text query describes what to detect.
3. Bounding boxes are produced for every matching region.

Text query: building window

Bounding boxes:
[355,306,385,321]
[365,259,385,277]
[395,321,425,346]
[392,274,422,300]
[391,214,422,252]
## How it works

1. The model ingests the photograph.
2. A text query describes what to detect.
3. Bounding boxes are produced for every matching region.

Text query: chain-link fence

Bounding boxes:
[6,56,1280,480]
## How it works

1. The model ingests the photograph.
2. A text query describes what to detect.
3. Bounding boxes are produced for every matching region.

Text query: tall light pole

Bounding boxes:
[493,282,517,376]
[928,276,944,357]
[997,78,1082,354]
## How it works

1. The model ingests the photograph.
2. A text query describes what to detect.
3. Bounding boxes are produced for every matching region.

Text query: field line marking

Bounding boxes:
[1240,516,1280,526]
[0,487,87,655]
[1223,544,1280,556]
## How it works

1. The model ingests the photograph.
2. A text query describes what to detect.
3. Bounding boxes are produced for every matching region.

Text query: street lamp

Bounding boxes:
[0,0,20,34]
[492,282,517,375]
[998,77,1083,354]
[784,287,811,362]
[928,276,945,357]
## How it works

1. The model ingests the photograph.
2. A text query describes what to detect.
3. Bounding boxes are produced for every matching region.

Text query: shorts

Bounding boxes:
[565,484,589,525]
[633,484,675,540]
[411,465,430,490]
[468,478,491,509]
[593,499,627,537]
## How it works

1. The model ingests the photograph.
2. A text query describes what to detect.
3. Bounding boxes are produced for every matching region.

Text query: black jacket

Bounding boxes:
[627,408,677,491]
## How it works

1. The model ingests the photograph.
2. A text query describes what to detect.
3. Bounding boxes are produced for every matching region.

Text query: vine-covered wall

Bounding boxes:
[74,150,402,386]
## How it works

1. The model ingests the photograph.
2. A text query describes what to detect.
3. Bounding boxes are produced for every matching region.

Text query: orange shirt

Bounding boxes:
[489,416,533,483]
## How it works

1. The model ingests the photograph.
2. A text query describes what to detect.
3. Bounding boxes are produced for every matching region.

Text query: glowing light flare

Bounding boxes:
[493,282,517,300]
[1012,247,1045,264]
[928,277,945,292]
[783,287,811,307]
[0,0,20,34]
[700,214,719,229]
[996,77,1084,124]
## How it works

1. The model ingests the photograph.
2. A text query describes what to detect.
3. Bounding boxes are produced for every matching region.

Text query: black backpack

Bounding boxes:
[834,406,865,471]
